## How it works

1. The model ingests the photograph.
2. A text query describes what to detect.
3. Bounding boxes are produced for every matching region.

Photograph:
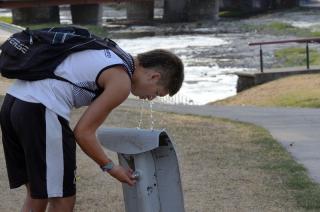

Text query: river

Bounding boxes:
[115,34,244,105]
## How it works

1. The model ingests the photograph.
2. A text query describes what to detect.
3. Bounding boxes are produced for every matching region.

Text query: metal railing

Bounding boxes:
[249,37,320,72]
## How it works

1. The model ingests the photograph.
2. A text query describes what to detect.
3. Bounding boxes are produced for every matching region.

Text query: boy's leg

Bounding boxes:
[21,184,75,212]
[22,184,48,212]
[0,95,28,189]
[2,95,77,204]
[48,195,76,212]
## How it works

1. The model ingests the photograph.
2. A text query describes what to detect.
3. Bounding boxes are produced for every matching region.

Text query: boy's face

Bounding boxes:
[131,70,168,100]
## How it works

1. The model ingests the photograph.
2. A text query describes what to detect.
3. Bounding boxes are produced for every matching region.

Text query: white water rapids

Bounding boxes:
[115,35,242,105]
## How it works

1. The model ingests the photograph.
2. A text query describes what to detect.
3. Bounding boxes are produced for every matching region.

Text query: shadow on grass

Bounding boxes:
[254,131,320,209]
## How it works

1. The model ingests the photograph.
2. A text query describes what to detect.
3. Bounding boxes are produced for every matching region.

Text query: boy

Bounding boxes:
[0,46,184,211]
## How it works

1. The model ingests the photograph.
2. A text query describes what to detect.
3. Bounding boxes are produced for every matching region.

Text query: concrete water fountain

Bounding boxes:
[97,127,185,212]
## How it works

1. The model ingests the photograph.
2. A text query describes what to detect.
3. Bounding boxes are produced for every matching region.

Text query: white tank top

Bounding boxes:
[7,49,133,121]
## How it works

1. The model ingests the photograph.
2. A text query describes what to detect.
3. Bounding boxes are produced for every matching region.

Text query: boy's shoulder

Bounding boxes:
[97,65,132,91]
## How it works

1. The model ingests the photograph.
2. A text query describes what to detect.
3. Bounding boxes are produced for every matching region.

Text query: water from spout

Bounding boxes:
[137,99,145,129]
[149,101,155,130]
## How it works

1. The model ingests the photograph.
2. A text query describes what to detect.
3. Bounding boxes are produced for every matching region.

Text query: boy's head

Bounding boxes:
[135,49,184,98]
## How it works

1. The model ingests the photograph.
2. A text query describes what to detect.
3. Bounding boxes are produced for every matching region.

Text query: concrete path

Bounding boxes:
[123,99,320,184]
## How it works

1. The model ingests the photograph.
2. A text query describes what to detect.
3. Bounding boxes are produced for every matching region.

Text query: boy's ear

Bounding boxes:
[151,72,161,81]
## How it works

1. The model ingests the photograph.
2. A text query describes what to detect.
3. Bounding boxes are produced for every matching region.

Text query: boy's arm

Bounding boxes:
[74,66,135,186]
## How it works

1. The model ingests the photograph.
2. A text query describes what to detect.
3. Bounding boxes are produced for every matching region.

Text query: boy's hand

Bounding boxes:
[108,165,136,186]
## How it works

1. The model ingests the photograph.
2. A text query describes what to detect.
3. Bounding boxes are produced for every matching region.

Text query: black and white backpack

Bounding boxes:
[0,26,134,93]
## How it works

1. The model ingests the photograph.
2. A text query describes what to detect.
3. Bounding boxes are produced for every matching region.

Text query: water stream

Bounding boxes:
[136,100,156,130]
[149,101,155,130]
[137,99,145,129]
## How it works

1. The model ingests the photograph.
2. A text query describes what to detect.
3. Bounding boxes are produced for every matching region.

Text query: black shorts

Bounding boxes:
[0,94,76,199]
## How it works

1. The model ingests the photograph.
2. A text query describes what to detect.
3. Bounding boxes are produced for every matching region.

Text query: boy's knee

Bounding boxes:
[48,196,76,212]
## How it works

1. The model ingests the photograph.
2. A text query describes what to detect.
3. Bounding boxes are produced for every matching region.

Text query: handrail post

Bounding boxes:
[259,44,264,73]
[306,42,310,70]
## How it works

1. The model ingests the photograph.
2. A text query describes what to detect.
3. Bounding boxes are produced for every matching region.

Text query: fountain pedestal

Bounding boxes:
[97,127,185,212]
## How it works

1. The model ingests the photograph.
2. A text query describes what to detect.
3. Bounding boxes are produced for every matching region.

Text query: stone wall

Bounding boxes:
[236,69,320,92]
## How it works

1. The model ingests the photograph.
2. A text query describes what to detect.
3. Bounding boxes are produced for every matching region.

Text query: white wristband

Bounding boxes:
[100,161,115,172]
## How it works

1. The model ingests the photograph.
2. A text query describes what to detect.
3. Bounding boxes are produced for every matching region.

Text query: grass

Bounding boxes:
[253,130,320,209]
[212,74,320,108]
[0,16,12,24]
[273,47,320,68]
[72,106,320,210]
[1,102,320,211]
[261,22,298,34]
[243,21,320,37]
[1,11,320,210]
[219,10,255,18]
[75,106,320,211]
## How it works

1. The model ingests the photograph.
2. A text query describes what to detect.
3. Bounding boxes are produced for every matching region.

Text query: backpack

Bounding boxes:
[0,26,134,93]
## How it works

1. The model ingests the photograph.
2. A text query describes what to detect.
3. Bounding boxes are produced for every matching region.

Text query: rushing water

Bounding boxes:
[115,35,242,105]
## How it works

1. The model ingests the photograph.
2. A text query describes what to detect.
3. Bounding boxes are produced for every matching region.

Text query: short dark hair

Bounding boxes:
[137,49,184,96]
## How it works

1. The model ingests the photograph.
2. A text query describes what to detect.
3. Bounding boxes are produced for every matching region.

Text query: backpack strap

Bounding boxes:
[95,38,135,78]
[46,27,135,92]
[51,74,96,94]
[1,26,133,95]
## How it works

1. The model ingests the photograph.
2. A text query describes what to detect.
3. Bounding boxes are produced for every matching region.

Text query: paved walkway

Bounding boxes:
[123,99,320,184]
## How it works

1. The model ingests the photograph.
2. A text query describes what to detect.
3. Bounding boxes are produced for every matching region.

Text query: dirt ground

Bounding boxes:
[0,77,11,95]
